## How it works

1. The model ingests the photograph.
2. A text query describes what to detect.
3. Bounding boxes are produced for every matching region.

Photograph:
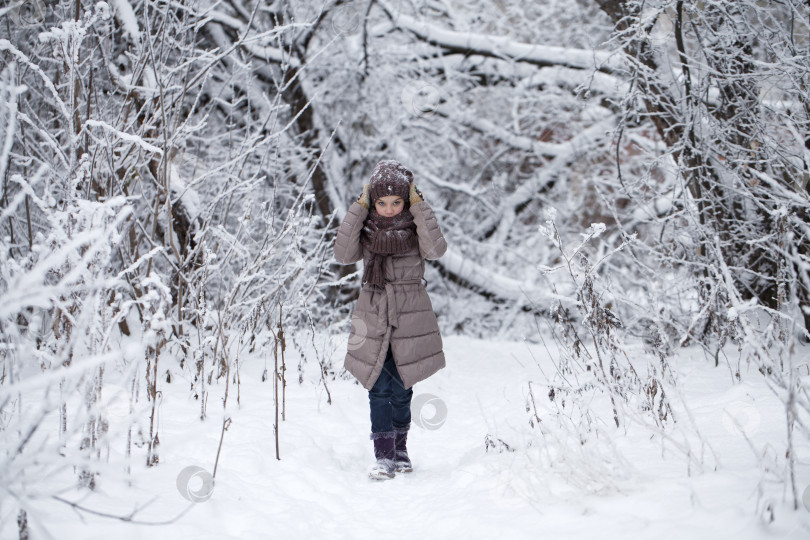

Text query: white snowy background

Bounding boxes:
[2,0,810,538]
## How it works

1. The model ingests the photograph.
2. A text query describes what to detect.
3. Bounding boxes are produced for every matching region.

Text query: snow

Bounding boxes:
[0,39,71,123]
[198,7,305,68]
[377,0,625,73]
[168,163,201,222]
[0,64,21,187]
[14,336,810,539]
[440,247,549,302]
[110,0,141,42]
[84,119,164,155]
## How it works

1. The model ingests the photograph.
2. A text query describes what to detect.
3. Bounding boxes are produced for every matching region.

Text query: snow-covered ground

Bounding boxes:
[17,335,810,539]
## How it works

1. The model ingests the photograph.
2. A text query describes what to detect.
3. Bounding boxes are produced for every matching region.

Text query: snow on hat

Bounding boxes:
[368,160,413,204]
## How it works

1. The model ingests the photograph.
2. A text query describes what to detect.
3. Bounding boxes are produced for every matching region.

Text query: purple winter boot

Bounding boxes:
[369,432,396,480]
[394,427,412,473]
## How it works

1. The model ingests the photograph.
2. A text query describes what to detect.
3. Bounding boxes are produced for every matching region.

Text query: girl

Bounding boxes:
[334,160,447,480]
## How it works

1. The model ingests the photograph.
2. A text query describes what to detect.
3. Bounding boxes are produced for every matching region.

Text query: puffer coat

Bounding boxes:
[334,200,447,390]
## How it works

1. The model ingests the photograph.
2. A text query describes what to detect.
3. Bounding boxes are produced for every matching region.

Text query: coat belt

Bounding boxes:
[383,278,423,328]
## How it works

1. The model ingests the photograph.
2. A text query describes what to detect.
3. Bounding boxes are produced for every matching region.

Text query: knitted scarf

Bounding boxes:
[361,208,418,288]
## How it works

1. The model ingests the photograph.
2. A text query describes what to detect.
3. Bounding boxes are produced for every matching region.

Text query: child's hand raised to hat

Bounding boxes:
[358,184,371,209]
[409,183,424,206]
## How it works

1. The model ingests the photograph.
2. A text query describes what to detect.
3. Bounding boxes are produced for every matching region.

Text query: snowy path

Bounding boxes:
[38,336,810,539]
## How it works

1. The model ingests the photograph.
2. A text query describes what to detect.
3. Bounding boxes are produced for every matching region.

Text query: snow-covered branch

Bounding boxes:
[377,0,624,73]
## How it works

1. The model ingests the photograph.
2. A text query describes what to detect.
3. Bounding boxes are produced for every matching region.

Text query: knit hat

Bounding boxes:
[368,160,413,205]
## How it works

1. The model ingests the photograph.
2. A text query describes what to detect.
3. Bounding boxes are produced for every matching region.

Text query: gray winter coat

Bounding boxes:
[334,201,447,390]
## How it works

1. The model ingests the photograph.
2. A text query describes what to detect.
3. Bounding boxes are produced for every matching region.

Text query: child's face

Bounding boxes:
[375,195,405,217]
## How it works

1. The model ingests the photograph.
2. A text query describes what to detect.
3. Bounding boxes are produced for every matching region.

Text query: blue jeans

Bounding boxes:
[369,347,413,434]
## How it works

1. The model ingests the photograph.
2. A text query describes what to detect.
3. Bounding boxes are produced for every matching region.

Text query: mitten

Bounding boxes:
[362,221,379,238]
[358,183,371,209]
[409,183,424,206]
